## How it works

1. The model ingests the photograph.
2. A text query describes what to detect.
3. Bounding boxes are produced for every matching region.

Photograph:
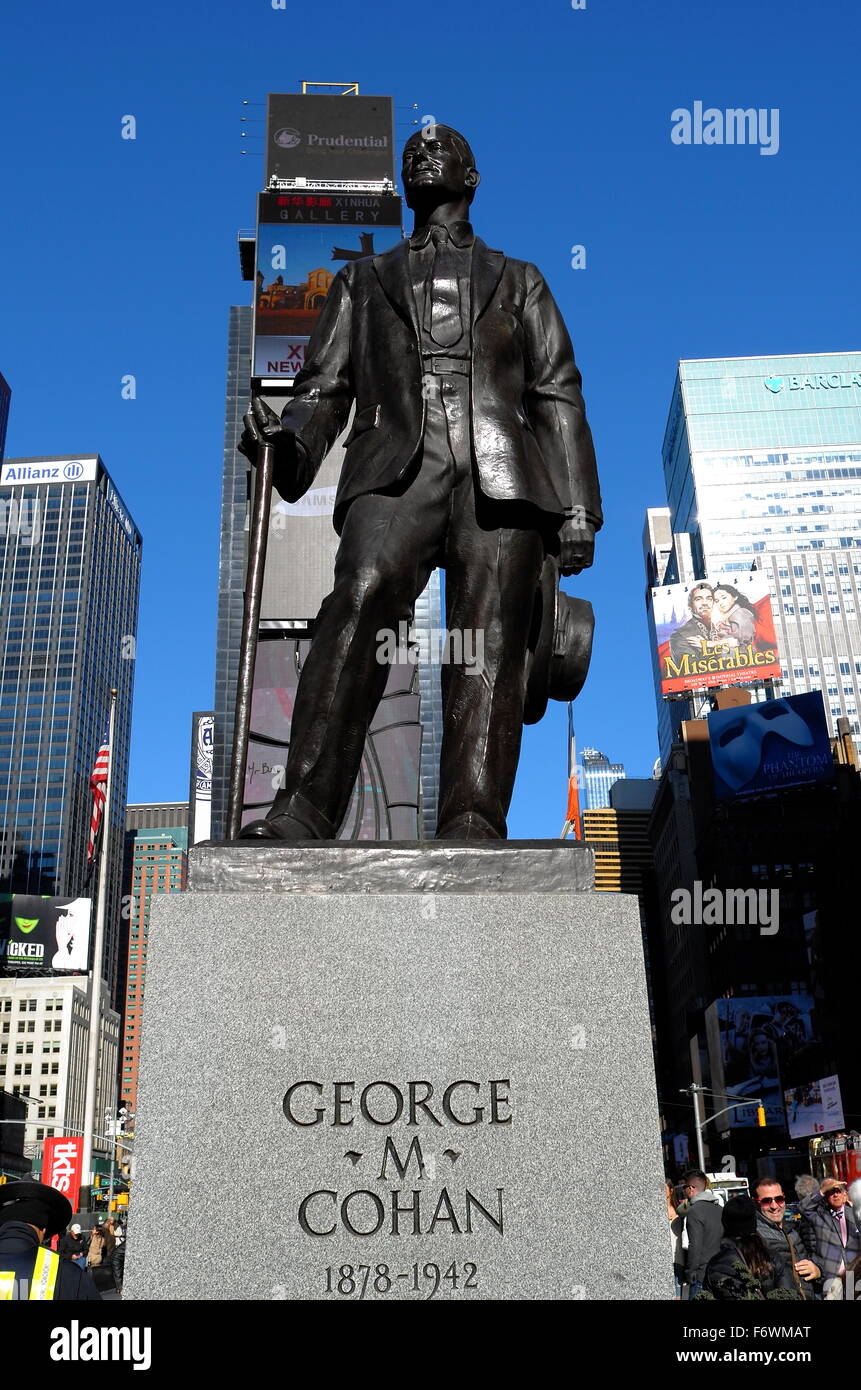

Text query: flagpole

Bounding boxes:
[81,687,117,1206]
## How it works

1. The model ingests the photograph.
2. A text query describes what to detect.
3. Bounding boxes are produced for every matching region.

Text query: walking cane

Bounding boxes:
[227,439,275,840]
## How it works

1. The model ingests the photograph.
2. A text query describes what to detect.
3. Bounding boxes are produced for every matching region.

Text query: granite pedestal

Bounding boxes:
[124,843,671,1301]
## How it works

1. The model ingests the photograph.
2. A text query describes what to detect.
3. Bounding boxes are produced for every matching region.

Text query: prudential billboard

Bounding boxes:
[266,94,394,184]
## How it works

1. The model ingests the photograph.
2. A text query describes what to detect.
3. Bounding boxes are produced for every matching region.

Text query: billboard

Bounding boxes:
[265,94,394,184]
[709,690,834,800]
[254,193,402,380]
[189,711,214,845]
[653,573,781,696]
[41,1136,84,1215]
[705,994,815,1128]
[784,1074,845,1139]
[0,895,91,974]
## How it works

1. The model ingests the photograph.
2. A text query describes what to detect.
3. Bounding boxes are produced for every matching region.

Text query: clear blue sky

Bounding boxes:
[1,0,859,836]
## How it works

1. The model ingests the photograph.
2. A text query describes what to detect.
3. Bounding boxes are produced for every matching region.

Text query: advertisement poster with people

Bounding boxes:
[706,994,815,1128]
[652,573,781,696]
[784,1074,845,1140]
[0,894,91,974]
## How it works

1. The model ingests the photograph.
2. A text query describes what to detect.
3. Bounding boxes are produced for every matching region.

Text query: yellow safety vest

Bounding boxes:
[0,1247,60,1300]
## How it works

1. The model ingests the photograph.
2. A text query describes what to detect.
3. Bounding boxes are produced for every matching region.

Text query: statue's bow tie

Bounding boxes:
[409,221,474,250]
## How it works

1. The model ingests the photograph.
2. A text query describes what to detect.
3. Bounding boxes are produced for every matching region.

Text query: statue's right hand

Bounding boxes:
[238,396,296,468]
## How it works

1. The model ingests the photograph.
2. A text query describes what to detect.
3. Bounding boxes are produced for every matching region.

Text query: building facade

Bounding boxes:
[0,976,119,1158]
[119,803,188,1113]
[656,353,861,760]
[0,455,142,1004]
[578,747,626,811]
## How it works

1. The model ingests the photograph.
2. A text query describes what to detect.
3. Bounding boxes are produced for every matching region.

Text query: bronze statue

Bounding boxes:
[237,124,601,841]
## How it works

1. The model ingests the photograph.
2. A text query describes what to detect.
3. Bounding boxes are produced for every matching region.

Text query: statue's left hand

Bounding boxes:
[559,517,595,576]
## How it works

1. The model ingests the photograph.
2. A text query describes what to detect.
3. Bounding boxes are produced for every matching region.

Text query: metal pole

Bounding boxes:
[81,688,117,1203]
[691,1085,707,1171]
[227,441,275,841]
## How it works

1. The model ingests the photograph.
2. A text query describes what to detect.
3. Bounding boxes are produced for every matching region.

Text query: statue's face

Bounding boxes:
[402,129,476,203]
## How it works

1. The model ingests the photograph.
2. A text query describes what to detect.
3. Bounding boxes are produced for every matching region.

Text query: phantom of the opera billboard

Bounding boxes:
[709,690,834,800]
[653,573,782,696]
[253,192,402,380]
[0,895,91,974]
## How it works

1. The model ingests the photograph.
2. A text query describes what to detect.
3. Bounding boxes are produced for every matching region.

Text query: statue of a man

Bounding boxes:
[238,124,601,841]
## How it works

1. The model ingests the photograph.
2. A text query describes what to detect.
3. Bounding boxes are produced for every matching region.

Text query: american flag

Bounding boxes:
[87,737,111,863]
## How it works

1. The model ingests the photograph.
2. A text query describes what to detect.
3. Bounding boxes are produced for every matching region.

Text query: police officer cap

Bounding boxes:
[0,1180,73,1238]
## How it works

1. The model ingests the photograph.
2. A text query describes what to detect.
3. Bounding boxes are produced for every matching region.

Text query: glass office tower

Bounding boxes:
[579,747,627,811]
[656,352,861,757]
[0,455,142,1004]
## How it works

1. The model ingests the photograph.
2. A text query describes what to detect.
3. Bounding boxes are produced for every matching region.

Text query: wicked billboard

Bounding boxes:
[652,572,781,696]
[0,894,91,974]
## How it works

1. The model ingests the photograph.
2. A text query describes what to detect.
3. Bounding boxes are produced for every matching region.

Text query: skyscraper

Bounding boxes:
[579,747,626,811]
[0,454,142,1003]
[652,352,861,760]
[119,802,188,1113]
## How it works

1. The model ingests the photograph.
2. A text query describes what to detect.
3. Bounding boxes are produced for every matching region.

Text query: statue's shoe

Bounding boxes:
[237,813,321,841]
[434,812,502,841]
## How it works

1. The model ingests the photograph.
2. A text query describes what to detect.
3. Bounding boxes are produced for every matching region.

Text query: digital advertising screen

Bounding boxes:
[652,572,781,696]
[254,194,402,380]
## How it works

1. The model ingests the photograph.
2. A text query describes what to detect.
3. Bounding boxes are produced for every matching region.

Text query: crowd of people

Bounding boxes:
[0,1180,126,1300]
[667,1169,861,1300]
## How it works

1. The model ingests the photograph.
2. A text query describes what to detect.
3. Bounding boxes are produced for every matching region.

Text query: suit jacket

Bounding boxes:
[800,1197,861,1280]
[278,236,603,537]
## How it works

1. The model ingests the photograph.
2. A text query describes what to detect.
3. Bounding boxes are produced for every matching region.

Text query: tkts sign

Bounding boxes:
[42,1136,84,1213]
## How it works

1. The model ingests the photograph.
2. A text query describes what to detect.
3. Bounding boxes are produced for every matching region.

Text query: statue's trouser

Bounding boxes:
[269,374,548,838]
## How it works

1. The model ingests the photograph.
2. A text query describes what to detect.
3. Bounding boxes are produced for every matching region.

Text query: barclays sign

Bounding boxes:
[765,372,861,394]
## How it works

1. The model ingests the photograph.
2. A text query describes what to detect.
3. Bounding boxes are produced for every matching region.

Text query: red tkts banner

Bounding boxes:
[41,1135,83,1213]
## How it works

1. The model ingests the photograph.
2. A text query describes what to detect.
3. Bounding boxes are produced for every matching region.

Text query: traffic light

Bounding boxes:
[756,1105,767,1128]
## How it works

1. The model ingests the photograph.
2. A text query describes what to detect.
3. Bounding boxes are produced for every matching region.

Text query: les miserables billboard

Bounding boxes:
[652,572,782,696]
[0,895,91,974]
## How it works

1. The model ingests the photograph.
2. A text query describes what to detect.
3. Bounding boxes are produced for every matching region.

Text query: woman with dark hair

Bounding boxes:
[701,1197,803,1299]
[711,584,757,649]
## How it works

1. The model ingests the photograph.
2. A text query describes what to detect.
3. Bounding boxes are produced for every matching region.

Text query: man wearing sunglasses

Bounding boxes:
[800,1178,861,1299]
[753,1177,820,1300]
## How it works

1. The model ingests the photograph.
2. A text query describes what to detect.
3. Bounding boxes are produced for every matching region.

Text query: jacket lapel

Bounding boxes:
[373,235,507,341]
[471,238,506,328]
[372,240,419,337]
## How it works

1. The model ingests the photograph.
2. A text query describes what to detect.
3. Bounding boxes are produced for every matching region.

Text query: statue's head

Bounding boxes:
[402,124,480,210]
